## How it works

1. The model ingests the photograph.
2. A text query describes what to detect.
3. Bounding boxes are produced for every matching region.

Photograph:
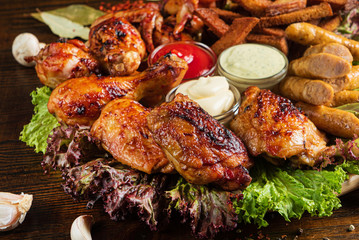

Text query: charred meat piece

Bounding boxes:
[91,99,174,174]
[89,16,146,76]
[229,86,327,167]
[48,53,188,126]
[147,93,253,191]
[34,39,100,88]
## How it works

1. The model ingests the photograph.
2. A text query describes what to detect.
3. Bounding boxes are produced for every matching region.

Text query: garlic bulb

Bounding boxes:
[0,192,33,231]
[70,215,94,240]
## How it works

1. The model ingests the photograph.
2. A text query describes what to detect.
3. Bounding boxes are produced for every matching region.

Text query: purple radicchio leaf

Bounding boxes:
[63,159,171,230]
[166,178,242,239]
[42,123,107,173]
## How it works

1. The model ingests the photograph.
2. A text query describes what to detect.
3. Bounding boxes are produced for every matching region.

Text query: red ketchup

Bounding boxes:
[149,42,217,81]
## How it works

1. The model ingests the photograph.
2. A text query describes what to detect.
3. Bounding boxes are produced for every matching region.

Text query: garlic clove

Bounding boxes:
[12,33,42,67]
[70,215,94,240]
[0,192,33,232]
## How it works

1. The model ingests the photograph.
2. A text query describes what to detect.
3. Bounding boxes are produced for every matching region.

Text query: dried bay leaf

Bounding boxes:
[32,4,104,26]
[40,12,90,40]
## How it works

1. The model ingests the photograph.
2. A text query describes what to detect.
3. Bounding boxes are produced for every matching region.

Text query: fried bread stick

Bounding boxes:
[211,17,259,56]
[259,2,333,28]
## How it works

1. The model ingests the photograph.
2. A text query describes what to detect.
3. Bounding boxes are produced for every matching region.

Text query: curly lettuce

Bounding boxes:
[19,86,59,153]
[234,160,347,228]
[166,178,241,238]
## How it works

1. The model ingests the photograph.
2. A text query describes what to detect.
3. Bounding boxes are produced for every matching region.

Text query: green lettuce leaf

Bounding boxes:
[31,4,104,26]
[19,86,59,153]
[234,160,347,228]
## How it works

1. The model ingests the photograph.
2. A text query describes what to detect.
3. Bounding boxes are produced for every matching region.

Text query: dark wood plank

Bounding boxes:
[1,0,359,239]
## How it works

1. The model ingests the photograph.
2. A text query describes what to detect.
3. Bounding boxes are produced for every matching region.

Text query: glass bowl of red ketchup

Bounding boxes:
[148,41,217,81]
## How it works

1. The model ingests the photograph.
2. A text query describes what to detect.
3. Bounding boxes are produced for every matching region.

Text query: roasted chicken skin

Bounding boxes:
[89,16,146,76]
[229,86,327,167]
[34,39,100,88]
[48,53,188,126]
[91,99,174,174]
[147,93,253,191]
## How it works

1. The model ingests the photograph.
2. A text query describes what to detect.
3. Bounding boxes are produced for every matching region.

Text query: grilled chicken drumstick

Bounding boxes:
[229,86,327,167]
[147,93,253,191]
[89,16,146,76]
[91,98,174,174]
[33,39,100,89]
[48,53,188,126]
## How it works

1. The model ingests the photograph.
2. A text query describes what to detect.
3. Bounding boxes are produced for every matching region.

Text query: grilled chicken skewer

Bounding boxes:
[147,93,253,191]
[48,53,188,126]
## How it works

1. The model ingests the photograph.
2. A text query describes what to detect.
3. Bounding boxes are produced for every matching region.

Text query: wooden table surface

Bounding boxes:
[1,0,359,239]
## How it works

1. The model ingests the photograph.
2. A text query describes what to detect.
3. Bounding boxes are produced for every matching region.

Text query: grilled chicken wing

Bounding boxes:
[91,99,174,174]
[229,86,327,167]
[48,53,188,126]
[147,93,253,191]
[34,39,100,88]
[89,16,146,76]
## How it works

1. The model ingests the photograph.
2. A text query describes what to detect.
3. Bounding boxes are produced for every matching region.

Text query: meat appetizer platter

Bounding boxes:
[2,0,359,239]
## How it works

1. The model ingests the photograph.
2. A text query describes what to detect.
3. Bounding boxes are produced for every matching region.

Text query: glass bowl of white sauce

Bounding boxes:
[217,43,288,92]
[165,76,240,126]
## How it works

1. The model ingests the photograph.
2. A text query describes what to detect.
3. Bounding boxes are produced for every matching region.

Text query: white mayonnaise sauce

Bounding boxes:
[175,76,234,116]
[220,44,286,79]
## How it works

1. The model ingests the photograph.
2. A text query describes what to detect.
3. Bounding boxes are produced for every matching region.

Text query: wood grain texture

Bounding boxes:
[1,0,359,239]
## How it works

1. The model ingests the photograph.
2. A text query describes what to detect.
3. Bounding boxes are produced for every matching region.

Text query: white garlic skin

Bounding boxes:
[0,192,33,232]
[70,215,94,240]
[12,33,43,67]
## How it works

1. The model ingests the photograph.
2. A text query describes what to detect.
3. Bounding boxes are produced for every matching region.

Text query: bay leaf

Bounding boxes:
[40,12,89,40]
[32,4,104,26]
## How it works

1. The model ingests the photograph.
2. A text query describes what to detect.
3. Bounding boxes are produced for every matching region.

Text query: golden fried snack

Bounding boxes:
[194,8,229,38]
[319,15,342,31]
[259,2,333,28]
[303,43,353,62]
[296,101,359,139]
[91,99,174,174]
[285,22,359,60]
[233,0,272,16]
[265,0,307,16]
[307,0,348,11]
[288,53,352,79]
[328,90,359,107]
[211,17,259,55]
[210,8,243,22]
[252,27,286,37]
[246,34,288,55]
[279,76,334,105]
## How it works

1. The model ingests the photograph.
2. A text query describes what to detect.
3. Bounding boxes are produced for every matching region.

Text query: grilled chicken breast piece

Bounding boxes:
[229,86,327,167]
[89,16,146,76]
[48,53,188,126]
[91,99,174,174]
[147,93,253,191]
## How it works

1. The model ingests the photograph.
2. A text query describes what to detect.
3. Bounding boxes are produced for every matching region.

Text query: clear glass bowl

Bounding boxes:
[165,80,240,126]
[148,41,217,82]
[217,43,288,92]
